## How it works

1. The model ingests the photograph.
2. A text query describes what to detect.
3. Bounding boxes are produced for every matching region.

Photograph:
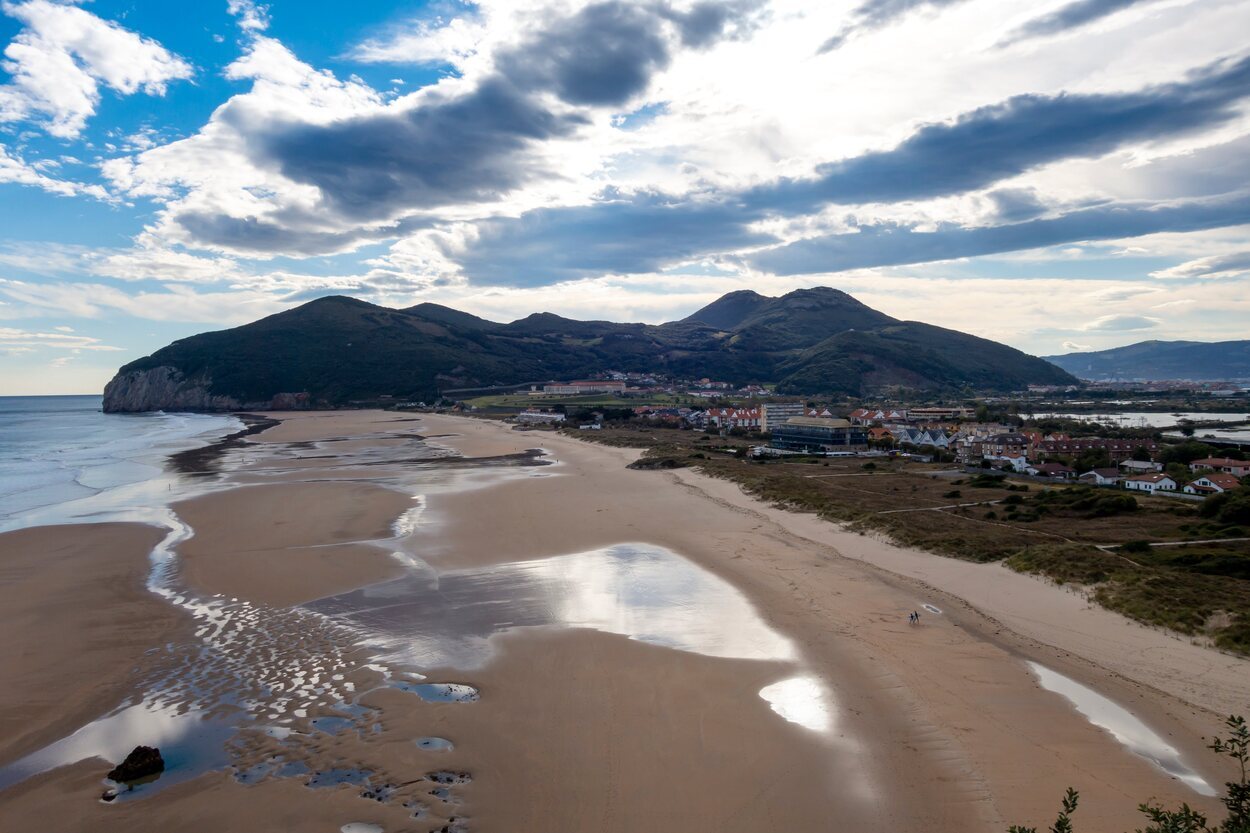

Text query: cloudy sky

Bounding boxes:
[1,0,1249,394]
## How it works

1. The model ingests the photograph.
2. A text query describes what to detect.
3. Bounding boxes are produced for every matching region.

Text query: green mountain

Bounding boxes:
[103,287,1076,411]
[1044,340,1250,382]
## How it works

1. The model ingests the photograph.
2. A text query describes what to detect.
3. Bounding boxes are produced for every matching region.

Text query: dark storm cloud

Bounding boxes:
[259,79,585,222]
[227,0,759,239]
[985,188,1049,222]
[818,0,968,53]
[1000,0,1157,46]
[175,211,434,256]
[748,192,1250,275]
[498,3,672,106]
[439,192,774,286]
[744,53,1250,213]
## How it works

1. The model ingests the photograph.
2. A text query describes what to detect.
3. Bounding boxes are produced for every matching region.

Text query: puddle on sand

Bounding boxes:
[309,542,836,735]
[393,683,479,703]
[1027,662,1216,796]
[307,768,373,789]
[341,824,384,833]
[416,737,454,752]
[759,676,834,733]
[309,543,797,668]
[0,699,234,797]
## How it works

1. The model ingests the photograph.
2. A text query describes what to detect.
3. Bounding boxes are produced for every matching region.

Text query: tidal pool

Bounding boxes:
[0,699,234,796]
[309,543,797,668]
[1027,662,1215,796]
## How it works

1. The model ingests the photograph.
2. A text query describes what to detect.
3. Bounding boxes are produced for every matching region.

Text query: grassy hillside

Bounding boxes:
[107,287,1078,409]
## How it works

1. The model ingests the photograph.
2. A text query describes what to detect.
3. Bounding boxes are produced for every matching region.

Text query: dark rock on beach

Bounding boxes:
[106,745,165,783]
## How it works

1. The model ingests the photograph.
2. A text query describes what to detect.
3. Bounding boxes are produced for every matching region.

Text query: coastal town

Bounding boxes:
[498,373,1250,503]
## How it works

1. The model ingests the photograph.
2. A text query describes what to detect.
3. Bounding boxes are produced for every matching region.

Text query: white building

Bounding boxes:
[516,410,566,425]
[1124,473,1178,494]
[1078,468,1122,486]
[1183,473,1242,495]
[760,402,807,432]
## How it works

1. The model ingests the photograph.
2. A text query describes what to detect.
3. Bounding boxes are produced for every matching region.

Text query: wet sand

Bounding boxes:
[402,413,1242,829]
[173,480,412,607]
[0,523,183,765]
[1,409,1244,833]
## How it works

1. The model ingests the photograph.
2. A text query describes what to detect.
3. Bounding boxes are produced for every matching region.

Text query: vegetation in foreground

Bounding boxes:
[566,423,1249,654]
[1010,714,1249,833]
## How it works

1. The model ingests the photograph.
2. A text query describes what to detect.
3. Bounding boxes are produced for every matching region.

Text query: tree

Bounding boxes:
[1159,441,1215,466]
[1180,420,1197,438]
[1009,788,1079,833]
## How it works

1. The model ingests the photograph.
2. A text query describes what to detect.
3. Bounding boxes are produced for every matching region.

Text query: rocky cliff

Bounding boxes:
[104,366,232,412]
[102,366,308,413]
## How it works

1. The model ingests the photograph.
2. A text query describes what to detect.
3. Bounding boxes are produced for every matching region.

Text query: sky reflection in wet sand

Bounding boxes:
[1027,662,1215,796]
[310,543,798,668]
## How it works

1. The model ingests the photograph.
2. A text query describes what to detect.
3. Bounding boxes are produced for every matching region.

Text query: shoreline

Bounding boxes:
[0,409,1243,832]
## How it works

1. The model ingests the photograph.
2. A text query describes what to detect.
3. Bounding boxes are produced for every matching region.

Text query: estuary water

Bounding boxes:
[0,395,240,531]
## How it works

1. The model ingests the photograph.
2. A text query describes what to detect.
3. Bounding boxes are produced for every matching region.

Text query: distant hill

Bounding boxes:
[103,287,1076,412]
[1044,340,1250,382]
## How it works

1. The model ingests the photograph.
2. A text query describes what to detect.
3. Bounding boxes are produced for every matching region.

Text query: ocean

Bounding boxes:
[0,395,240,531]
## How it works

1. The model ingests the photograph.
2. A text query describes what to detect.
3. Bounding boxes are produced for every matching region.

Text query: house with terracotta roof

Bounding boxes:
[1183,473,1243,496]
[707,407,762,430]
[1124,473,1179,494]
[1078,468,1122,486]
[1026,462,1076,480]
[1188,458,1250,477]
[1032,437,1159,464]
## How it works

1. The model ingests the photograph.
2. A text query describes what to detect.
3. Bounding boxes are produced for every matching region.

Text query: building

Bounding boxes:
[516,410,566,425]
[892,428,951,449]
[760,402,808,432]
[1120,459,1163,474]
[707,407,762,430]
[1188,458,1250,477]
[983,433,1030,460]
[1078,468,1122,486]
[770,417,868,453]
[1124,473,1179,494]
[1033,438,1159,463]
[542,380,627,394]
[849,408,908,425]
[1026,462,1076,479]
[907,406,974,421]
[1184,473,1242,495]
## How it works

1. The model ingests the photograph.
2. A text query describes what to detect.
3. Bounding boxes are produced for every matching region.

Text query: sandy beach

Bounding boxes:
[1,409,1244,832]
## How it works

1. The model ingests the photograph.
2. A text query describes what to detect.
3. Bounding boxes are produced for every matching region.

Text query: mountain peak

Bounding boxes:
[681,289,772,329]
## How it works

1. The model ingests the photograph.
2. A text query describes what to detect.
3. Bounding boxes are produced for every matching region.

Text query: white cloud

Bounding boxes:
[1061,340,1092,351]
[350,11,487,67]
[0,0,193,138]
[1150,250,1250,280]
[0,278,287,323]
[1081,313,1162,331]
[227,0,270,33]
[0,142,108,198]
[0,324,122,351]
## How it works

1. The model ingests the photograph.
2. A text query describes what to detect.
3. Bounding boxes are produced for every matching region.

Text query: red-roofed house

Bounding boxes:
[1183,473,1243,496]
[707,407,762,430]
[1188,458,1250,477]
